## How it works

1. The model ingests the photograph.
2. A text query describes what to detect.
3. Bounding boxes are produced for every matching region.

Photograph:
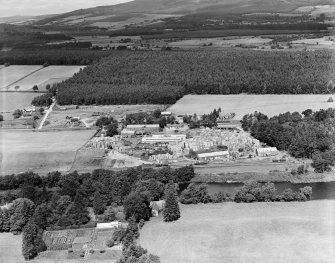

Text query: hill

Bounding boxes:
[34,0,334,29]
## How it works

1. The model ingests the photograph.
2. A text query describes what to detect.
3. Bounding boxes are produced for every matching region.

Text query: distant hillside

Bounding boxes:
[0,14,56,25]
[34,0,335,29]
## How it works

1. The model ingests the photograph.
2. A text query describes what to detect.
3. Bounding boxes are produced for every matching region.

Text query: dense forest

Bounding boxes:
[0,49,112,65]
[241,108,335,172]
[50,49,335,105]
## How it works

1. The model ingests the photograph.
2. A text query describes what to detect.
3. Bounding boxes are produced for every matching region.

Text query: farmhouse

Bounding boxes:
[161,111,172,116]
[150,200,165,217]
[23,106,36,116]
[126,124,160,134]
[256,147,279,157]
[142,134,187,144]
[198,151,230,162]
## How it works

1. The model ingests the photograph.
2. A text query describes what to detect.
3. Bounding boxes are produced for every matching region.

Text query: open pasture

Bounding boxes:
[170,36,273,48]
[0,65,42,89]
[0,92,38,120]
[0,129,95,175]
[139,201,335,263]
[168,94,335,119]
[7,66,84,91]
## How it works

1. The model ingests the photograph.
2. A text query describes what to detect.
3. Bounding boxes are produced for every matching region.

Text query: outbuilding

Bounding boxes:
[197,151,230,162]
[256,147,279,157]
[97,221,120,229]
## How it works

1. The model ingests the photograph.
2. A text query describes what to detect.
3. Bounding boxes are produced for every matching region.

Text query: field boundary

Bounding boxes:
[2,66,43,90]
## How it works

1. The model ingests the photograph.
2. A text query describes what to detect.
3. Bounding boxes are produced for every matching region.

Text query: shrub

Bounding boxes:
[106,239,114,247]
[13,109,23,119]
[139,219,145,229]
[100,249,105,253]
[180,183,211,204]
[282,188,295,201]
[290,168,297,175]
[299,186,312,200]
[297,165,305,175]
[80,250,85,257]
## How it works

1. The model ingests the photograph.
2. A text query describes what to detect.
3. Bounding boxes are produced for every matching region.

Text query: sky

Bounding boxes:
[0,0,133,17]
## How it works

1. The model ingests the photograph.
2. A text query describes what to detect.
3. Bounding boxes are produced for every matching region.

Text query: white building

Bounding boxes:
[121,129,135,138]
[126,124,160,134]
[165,124,189,133]
[142,134,186,144]
[149,153,174,161]
[256,147,279,157]
[198,151,230,162]
[97,221,120,229]
[161,111,172,116]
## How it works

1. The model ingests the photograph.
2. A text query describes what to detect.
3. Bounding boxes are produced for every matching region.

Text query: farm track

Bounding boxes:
[38,99,56,130]
[2,66,43,90]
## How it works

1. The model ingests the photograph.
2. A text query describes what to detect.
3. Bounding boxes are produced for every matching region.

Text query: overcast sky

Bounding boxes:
[0,0,133,17]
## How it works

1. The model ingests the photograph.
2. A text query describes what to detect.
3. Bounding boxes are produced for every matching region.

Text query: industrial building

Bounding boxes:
[256,147,279,157]
[126,124,160,134]
[198,151,230,162]
[142,134,187,144]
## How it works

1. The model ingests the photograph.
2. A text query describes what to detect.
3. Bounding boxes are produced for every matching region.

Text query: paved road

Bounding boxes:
[37,98,55,130]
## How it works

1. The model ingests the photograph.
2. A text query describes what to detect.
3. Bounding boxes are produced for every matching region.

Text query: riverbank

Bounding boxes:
[192,170,335,183]
[139,201,335,263]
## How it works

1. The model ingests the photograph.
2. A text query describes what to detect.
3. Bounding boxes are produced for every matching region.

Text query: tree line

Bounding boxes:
[180,182,313,204]
[45,49,335,105]
[0,49,112,65]
[241,108,335,172]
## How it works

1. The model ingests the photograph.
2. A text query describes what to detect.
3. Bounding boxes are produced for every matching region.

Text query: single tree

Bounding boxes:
[1,208,11,232]
[163,183,180,222]
[32,85,39,92]
[0,114,3,122]
[123,216,139,248]
[93,191,105,215]
[13,109,23,119]
[123,192,151,222]
[22,222,46,260]
[65,189,90,226]
[31,204,49,230]
[10,198,35,232]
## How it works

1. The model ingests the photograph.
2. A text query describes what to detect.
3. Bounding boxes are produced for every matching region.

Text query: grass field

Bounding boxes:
[168,94,335,119]
[6,66,84,91]
[139,201,335,263]
[0,65,42,89]
[0,233,25,263]
[0,130,95,175]
[0,92,39,120]
[170,36,273,49]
